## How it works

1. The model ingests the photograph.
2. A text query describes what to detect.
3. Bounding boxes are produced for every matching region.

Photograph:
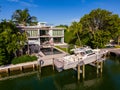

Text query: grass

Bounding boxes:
[12,55,38,64]
[114,45,120,48]
[55,46,67,52]
[55,44,74,54]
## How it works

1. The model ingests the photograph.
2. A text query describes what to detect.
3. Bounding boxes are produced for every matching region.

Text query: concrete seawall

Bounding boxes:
[0,48,120,79]
[109,50,120,56]
[0,53,66,77]
[101,48,120,56]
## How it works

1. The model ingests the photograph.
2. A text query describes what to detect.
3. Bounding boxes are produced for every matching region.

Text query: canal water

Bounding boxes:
[0,56,120,90]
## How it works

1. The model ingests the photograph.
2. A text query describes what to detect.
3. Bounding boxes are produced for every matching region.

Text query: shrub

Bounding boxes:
[55,46,67,52]
[12,55,38,64]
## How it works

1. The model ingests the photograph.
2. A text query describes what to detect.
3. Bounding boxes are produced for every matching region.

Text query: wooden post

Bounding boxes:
[37,63,39,70]
[6,68,8,73]
[33,64,35,71]
[37,60,41,73]
[107,52,110,57]
[78,64,80,80]
[52,58,54,70]
[96,61,99,75]
[100,61,103,73]
[6,68,10,76]
[39,64,41,73]
[82,64,85,79]
[20,66,23,73]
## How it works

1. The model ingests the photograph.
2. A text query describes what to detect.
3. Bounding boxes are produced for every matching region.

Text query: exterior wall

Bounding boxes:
[49,29,52,36]
[19,24,64,46]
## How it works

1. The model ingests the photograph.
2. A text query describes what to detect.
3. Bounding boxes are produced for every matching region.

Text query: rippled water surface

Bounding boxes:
[0,57,120,90]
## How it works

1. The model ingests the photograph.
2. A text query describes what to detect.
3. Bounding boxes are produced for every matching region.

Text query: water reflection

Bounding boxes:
[0,57,120,90]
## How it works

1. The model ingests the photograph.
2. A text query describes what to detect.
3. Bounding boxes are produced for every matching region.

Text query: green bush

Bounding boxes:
[55,46,67,52]
[12,55,38,64]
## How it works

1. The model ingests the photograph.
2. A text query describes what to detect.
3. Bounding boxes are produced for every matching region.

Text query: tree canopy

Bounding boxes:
[66,8,120,48]
[11,8,37,26]
[0,20,26,65]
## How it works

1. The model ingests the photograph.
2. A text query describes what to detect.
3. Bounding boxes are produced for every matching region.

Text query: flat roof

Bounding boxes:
[17,26,64,30]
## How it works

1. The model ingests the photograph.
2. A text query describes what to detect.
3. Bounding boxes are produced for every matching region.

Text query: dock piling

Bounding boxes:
[100,61,103,73]
[96,61,99,75]
[52,58,54,70]
[82,64,85,79]
[20,66,24,73]
[33,64,35,71]
[77,64,80,80]
[6,68,10,76]
[39,64,41,73]
[37,60,41,73]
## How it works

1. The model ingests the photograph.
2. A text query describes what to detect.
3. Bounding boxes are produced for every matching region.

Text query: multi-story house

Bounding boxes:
[18,22,64,47]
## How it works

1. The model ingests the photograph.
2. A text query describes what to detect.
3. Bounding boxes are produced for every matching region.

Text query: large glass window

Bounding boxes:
[53,37,62,43]
[52,30,63,36]
[40,30,49,36]
[27,30,38,37]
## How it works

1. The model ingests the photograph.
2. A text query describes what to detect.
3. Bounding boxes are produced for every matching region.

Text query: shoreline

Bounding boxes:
[0,48,120,79]
[0,53,66,78]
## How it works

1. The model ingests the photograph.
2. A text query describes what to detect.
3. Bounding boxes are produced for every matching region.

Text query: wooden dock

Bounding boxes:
[109,49,120,56]
[52,50,107,81]
[102,48,120,56]
[0,48,120,80]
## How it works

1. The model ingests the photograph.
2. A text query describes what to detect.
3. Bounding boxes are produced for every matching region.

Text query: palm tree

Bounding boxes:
[12,9,37,54]
[69,21,82,46]
[12,8,37,26]
[0,20,26,58]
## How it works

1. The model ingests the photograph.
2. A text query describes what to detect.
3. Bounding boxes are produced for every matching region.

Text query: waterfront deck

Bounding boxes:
[0,53,66,74]
[54,52,105,70]
[0,48,120,80]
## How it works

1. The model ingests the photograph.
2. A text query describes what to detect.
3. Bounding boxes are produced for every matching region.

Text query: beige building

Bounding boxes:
[18,22,65,46]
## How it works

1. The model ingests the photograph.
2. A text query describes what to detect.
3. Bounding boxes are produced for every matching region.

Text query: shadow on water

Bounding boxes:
[0,56,120,90]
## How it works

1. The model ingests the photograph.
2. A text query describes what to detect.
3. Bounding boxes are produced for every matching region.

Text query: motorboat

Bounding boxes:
[54,46,107,72]
[72,46,107,56]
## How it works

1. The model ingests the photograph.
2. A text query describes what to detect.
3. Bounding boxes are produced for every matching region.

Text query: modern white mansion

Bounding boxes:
[18,22,65,47]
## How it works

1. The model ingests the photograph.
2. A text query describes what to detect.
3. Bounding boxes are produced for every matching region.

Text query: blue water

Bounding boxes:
[0,57,120,90]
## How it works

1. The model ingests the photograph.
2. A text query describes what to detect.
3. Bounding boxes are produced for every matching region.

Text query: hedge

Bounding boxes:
[12,55,38,64]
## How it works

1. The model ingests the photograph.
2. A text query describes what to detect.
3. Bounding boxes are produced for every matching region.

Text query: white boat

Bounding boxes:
[54,47,107,72]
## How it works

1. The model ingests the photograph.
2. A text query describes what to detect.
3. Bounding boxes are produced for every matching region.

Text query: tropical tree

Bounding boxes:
[11,8,37,26]
[56,24,68,29]
[80,8,120,48]
[11,8,37,54]
[69,21,82,46]
[0,20,26,65]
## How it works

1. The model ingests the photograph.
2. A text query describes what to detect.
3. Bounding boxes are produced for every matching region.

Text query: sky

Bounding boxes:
[0,0,120,26]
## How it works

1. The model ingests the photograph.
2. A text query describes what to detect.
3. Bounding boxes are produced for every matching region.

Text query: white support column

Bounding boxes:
[82,64,85,79]
[96,61,99,75]
[52,58,54,70]
[62,29,64,43]
[78,64,80,80]
[38,29,41,46]
[100,61,103,73]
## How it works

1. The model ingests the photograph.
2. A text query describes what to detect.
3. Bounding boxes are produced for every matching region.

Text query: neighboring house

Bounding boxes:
[17,22,65,47]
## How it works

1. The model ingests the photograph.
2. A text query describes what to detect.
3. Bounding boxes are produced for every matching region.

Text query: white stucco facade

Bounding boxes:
[18,22,65,46]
